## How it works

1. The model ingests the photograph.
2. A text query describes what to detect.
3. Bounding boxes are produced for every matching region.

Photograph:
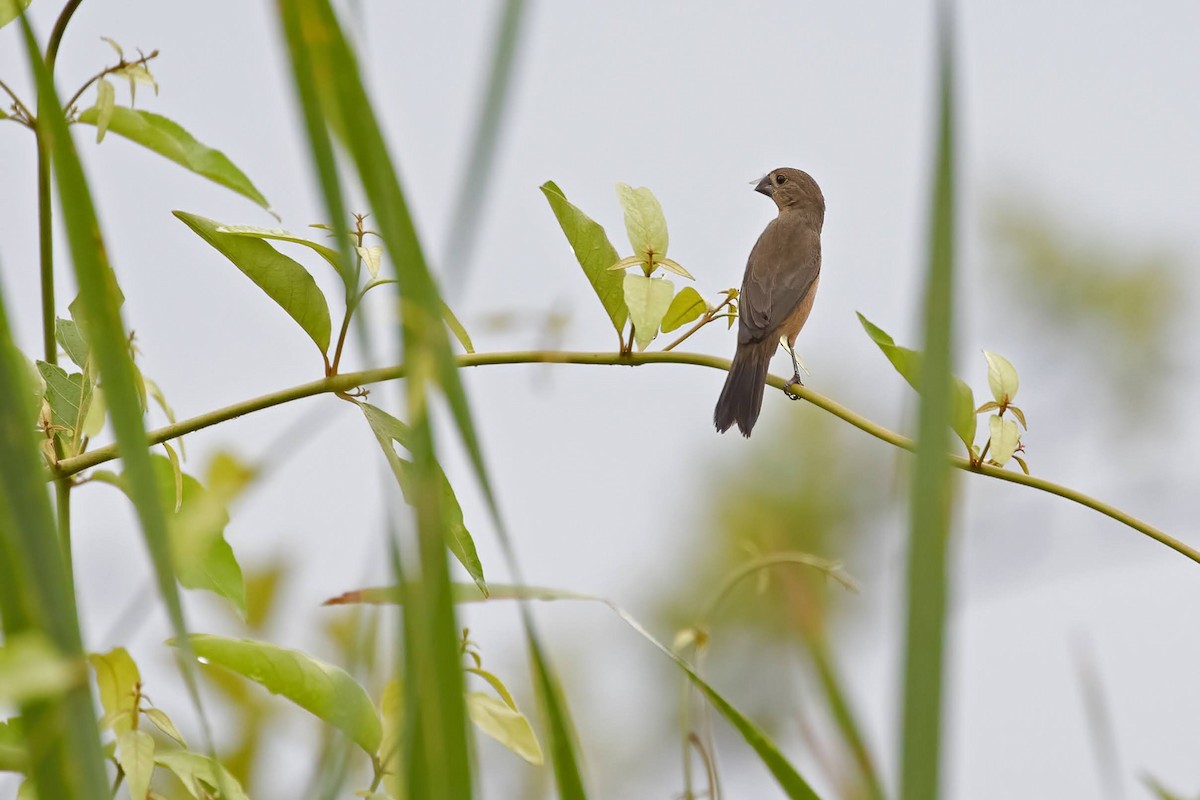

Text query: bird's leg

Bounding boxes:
[784,343,806,398]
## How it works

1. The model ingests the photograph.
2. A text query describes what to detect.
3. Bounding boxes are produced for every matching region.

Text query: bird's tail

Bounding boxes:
[714,340,774,437]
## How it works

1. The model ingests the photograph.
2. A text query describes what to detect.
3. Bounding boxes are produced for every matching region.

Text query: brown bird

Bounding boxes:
[714,167,825,437]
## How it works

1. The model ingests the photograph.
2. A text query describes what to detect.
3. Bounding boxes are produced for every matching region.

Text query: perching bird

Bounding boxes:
[714,167,825,437]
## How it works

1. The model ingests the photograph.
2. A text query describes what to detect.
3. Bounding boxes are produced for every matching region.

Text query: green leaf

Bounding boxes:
[0,0,31,30]
[466,692,543,765]
[36,361,93,455]
[174,212,332,357]
[94,79,115,143]
[540,181,628,335]
[154,750,248,800]
[856,312,976,451]
[660,286,706,333]
[116,730,155,800]
[77,107,272,213]
[88,648,141,734]
[361,403,486,594]
[623,274,674,351]
[900,13,957,799]
[216,224,348,284]
[615,183,668,258]
[442,301,475,354]
[54,317,89,371]
[170,634,382,755]
[0,633,85,704]
[983,350,1019,404]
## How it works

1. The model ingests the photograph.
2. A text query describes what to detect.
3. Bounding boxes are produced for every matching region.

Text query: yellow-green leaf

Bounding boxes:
[88,648,141,734]
[657,257,694,280]
[661,286,706,333]
[170,634,382,755]
[623,274,674,351]
[466,692,544,765]
[116,730,154,800]
[0,633,85,704]
[987,415,1021,467]
[540,181,628,334]
[0,0,31,30]
[155,750,248,800]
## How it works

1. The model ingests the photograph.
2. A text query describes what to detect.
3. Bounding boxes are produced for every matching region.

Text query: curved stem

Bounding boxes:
[49,349,1200,565]
[662,294,735,352]
[45,0,86,71]
[61,50,159,114]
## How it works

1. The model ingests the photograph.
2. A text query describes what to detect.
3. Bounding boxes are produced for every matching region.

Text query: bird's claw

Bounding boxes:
[784,374,804,400]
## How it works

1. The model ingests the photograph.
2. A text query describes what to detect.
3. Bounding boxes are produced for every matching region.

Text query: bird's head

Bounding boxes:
[755,168,825,221]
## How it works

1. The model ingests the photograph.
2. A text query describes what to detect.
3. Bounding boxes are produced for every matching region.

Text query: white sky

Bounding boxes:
[2,2,1199,798]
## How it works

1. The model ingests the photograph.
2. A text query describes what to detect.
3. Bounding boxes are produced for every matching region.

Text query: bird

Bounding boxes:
[714,167,825,437]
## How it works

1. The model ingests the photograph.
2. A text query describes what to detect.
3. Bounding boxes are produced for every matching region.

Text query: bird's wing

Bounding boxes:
[738,216,822,345]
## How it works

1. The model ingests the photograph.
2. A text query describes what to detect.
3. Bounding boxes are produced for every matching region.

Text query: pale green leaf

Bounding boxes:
[540,181,628,334]
[0,633,85,703]
[983,350,1019,404]
[170,634,382,755]
[143,708,187,747]
[174,212,331,356]
[37,361,93,455]
[987,415,1021,467]
[88,648,141,735]
[660,286,706,333]
[76,107,272,212]
[154,750,248,800]
[623,274,673,351]
[216,224,345,281]
[94,79,115,142]
[116,730,155,800]
[606,254,646,272]
[615,183,668,258]
[357,244,384,279]
[0,0,31,30]
[101,37,124,60]
[162,440,183,513]
[657,257,694,280]
[466,692,544,765]
[360,403,487,594]
[443,301,475,353]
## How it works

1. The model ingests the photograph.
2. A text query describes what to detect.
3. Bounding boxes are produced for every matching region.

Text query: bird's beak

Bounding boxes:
[754,174,774,197]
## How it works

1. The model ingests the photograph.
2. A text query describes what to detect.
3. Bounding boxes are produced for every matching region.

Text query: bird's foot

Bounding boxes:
[784,373,804,399]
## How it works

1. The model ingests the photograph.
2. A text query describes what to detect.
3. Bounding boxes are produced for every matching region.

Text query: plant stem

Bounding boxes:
[45,0,86,71]
[36,128,56,364]
[49,349,1200,565]
[0,78,34,123]
[55,480,75,602]
[61,50,160,114]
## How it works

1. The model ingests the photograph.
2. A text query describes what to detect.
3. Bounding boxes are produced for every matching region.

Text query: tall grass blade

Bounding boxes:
[899,6,958,799]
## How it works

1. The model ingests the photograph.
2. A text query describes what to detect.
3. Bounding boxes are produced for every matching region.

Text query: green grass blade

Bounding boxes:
[441,0,528,293]
[18,11,211,753]
[276,4,471,798]
[899,8,957,800]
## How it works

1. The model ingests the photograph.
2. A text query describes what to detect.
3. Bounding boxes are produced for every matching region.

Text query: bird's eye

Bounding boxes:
[774,174,786,185]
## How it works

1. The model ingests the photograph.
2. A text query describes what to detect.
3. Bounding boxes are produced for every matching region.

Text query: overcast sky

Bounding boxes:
[2,2,1199,798]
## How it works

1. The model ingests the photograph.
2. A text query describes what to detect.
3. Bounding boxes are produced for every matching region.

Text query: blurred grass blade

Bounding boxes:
[19,12,211,754]
[276,3,470,798]
[441,0,528,297]
[0,264,108,798]
[899,7,957,800]
[807,636,885,800]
